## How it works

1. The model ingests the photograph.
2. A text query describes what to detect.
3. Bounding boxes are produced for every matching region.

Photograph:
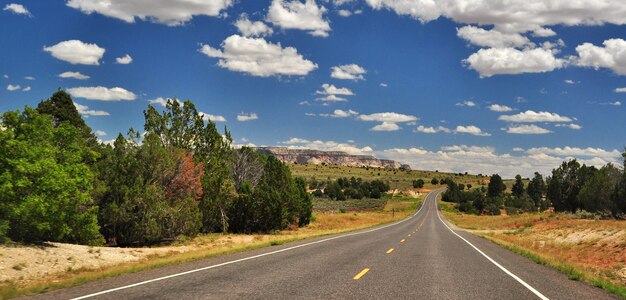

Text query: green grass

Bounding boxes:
[289,163,483,190]
[312,197,388,211]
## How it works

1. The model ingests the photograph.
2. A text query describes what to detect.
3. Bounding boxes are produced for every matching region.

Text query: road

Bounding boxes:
[24,190,618,300]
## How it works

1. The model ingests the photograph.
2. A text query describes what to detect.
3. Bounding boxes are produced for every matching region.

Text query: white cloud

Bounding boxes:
[380,83,388,87]
[316,83,354,96]
[66,0,232,26]
[456,100,476,107]
[3,3,30,15]
[59,71,90,80]
[526,146,622,161]
[320,109,359,118]
[505,124,552,134]
[199,112,226,122]
[457,26,531,48]
[266,0,331,37]
[338,9,351,17]
[371,122,401,131]
[465,47,565,78]
[533,27,556,37]
[454,125,490,136]
[237,112,258,122]
[488,104,513,112]
[67,86,137,101]
[200,35,317,77]
[235,15,273,37]
[6,84,20,91]
[74,102,110,116]
[358,112,417,123]
[148,97,181,107]
[115,54,133,64]
[609,101,622,106]
[499,110,572,123]
[556,123,582,130]
[2,75,7,79]
[365,0,626,34]
[415,125,451,134]
[24,76,35,80]
[564,79,577,84]
[94,130,107,136]
[512,147,525,152]
[615,87,626,93]
[330,64,366,80]
[318,95,347,102]
[43,40,105,65]
[282,138,373,155]
[576,38,626,75]
[22,86,31,92]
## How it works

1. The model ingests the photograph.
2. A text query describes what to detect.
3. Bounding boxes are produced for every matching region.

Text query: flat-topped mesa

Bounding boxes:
[254,147,408,170]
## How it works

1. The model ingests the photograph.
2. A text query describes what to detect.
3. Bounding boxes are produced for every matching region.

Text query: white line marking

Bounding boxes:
[71,192,435,299]
[433,192,549,300]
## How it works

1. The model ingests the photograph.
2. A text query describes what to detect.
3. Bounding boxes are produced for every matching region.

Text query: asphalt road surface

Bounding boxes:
[24,190,619,300]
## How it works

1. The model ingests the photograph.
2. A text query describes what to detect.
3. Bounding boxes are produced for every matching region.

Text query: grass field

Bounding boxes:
[439,200,626,298]
[289,163,484,190]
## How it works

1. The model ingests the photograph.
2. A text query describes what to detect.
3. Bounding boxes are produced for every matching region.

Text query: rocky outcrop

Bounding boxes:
[254,147,408,169]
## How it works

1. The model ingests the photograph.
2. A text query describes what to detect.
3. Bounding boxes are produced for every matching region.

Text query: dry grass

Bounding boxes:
[0,196,421,299]
[440,200,626,297]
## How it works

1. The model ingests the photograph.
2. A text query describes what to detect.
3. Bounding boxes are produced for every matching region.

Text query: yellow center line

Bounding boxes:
[353,268,370,280]
[400,239,405,243]
[386,248,394,254]
[408,234,411,237]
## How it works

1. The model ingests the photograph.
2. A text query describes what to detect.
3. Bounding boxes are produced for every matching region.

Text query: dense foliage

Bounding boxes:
[310,177,390,200]
[0,91,312,245]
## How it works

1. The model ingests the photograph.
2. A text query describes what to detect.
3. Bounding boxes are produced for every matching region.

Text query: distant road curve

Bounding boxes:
[24,190,618,300]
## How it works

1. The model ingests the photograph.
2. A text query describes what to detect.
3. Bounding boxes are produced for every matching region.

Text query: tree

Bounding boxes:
[527,172,547,210]
[578,164,620,215]
[431,178,439,185]
[412,179,425,188]
[487,174,506,198]
[511,175,525,197]
[0,108,103,244]
[547,160,596,212]
[230,147,264,191]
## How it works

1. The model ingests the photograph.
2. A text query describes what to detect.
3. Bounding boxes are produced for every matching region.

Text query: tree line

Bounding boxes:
[442,155,626,218]
[0,90,312,245]
[309,177,390,200]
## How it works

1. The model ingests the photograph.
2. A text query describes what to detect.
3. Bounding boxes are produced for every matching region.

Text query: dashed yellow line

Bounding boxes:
[353,268,370,280]
[386,248,394,254]
[400,239,405,243]
[408,234,411,237]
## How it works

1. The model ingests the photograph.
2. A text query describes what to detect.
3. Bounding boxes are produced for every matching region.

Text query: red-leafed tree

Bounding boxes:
[165,151,204,202]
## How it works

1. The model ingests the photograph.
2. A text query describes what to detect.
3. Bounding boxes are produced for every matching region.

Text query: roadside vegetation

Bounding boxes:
[439,154,626,297]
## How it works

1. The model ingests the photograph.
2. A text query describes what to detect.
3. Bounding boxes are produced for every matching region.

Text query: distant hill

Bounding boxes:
[254,147,410,170]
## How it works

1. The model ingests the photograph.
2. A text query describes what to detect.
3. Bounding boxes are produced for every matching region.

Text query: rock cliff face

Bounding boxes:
[254,147,408,169]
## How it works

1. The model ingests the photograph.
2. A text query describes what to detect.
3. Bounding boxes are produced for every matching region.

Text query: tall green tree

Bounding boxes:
[0,107,103,244]
[527,172,547,210]
[487,174,506,198]
[511,175,525,197]
[578,164,620,215]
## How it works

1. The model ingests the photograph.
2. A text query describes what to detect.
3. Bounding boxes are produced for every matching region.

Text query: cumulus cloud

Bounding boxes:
[498,110,572,123]
[237,112,258,122]
[316,83,354,96]
[365,0,626,34]
[74,102,110,116]
[454,125,490,136]
[526,146,622,162]
[609,101,622,106]
[66,0,232,26]
[488,104,513,112]
[281,138,373,155]
[457,26,531,48]
[505,124,552,134]
[43,40,105,65]
[415,125,451,134]
[318,95,347,102]
[199,112,226,122]
[115,54,133,64]
[149,97,181,107]
[575,39,626,75]
[465,47,565,78]
[24,76,35,80]
[338,9,351,17]
[3,3,30,15]
[320,109,358,118]
[67,86,137,101]
[380,83,388,87]
[95,130,107,136]
[235,15,273,37]
[59,71,90,80]
[6,84,20,91]
[358,112,417,123]
[371,122,401,131]
[330,64,366,80]
[200,35,317,77]
[22,86,31,92]
[556,123,582,130]
[266,0,331,37]
[455,100,476,107]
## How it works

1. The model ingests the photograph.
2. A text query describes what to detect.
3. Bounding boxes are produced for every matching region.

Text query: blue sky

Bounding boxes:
[1,0,625,177]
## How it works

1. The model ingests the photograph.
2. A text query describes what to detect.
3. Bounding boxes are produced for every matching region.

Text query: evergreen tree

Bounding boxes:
[527,172,546,210]
[511,175,525,197]
[487,174,506,198]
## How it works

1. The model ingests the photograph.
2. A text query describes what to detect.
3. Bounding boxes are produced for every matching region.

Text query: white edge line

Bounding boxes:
[433,191,550,300]
[71,191,435,300]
